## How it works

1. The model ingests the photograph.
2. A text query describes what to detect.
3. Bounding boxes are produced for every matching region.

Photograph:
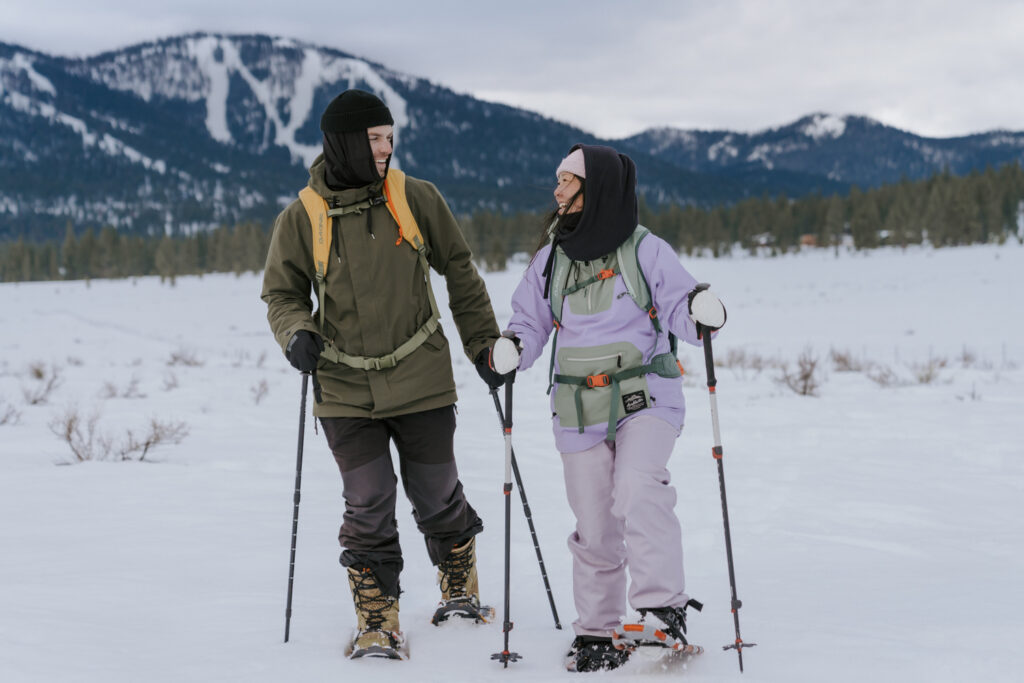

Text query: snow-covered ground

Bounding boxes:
[1,244,1022,682]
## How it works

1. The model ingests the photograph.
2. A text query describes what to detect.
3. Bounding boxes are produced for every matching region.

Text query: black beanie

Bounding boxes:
[320,89,394,133]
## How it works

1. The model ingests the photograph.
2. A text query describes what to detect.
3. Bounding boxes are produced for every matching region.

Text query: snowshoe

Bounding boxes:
[345,628,409,660]
[612,599,703,653]
[431,596,495,625]
[564,635,631,672]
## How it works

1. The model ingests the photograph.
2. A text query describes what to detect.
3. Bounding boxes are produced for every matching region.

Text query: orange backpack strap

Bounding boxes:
[383,168,425,250]
[298,186,332,331]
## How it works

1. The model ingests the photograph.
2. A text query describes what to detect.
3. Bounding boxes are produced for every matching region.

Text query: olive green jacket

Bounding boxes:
[261,156,499,418]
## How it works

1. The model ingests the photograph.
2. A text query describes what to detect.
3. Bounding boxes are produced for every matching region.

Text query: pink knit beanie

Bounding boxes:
[555,148,585,179]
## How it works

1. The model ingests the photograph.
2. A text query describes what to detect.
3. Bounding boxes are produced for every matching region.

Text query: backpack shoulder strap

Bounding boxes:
[383,168,425,250]
[547,245,572,324]
[616,225,663,334]
[298,186,333,331]
[616,225,650,311]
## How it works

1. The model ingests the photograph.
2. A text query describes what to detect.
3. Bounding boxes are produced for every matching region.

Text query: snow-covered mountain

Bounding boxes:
[624,112,1024,185]
[2,33,1024,240]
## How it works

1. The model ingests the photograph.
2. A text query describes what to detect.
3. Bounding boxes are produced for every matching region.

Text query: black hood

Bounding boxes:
[322,131,390,190]
[554,144,638,261]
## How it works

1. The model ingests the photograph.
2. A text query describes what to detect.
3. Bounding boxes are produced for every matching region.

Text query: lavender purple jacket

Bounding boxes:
[506,231,705,453]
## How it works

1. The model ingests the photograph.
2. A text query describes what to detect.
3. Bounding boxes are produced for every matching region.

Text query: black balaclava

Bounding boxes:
[542,144,639,296]
[319,89,395,191]
[553,144,638,261]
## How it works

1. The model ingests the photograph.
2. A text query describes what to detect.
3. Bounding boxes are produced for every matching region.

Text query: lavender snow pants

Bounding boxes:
[560,415,690,637]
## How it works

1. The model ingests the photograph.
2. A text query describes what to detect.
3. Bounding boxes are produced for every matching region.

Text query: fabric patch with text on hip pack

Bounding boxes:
[622,391,648,414]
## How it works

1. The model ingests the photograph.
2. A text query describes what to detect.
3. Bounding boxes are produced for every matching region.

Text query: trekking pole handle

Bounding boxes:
[701,325,717,388]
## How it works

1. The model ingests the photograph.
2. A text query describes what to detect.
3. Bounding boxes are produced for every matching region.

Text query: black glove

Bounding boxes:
[286,330,324,373]
[474,347,506,390]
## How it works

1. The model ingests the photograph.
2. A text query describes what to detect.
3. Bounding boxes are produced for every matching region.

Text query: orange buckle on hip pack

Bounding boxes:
[586,374,611,388]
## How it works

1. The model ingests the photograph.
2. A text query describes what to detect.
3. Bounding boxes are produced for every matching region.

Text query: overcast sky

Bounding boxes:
[3,0,1023,139]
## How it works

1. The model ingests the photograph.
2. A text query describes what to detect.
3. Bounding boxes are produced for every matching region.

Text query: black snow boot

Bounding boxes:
[565,635,630,672]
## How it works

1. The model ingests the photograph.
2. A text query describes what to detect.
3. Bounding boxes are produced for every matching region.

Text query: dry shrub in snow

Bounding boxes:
[48,408,189,463]
[167,348,204,367]
[99,376,146,399]
[0,398,21,426]
[830,348,869,372]
[866,364,904,388]
[776,348,822,396]
[909,356,947,384]
[718,347,778,377]
[251,379,269,405]
[22,362,64,405]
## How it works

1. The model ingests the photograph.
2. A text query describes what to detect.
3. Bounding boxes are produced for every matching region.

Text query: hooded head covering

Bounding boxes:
[552,144,638,261]
[319,89,394,190]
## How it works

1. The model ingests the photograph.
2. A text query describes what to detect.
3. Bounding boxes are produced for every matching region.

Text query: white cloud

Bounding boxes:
[2,0,1023,138]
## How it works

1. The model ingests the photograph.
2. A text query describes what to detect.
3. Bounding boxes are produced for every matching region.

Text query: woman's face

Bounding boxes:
[554,172,583,214]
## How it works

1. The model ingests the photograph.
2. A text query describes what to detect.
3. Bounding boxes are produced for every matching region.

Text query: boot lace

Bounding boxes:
[438,546,473,598]
[350,569,392,632]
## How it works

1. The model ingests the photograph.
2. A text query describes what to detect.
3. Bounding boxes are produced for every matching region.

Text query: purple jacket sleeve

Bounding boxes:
[506,246,555,371]
[641,236,705,348]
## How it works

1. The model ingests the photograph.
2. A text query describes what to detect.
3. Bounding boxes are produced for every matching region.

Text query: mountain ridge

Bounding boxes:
[2,33,1023,240]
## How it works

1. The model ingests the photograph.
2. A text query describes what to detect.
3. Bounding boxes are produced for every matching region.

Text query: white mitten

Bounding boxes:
[491,335,522,374]
[688,284,727,330]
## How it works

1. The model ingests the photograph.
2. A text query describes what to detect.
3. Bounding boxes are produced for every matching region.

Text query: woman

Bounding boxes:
[487,144,726,672]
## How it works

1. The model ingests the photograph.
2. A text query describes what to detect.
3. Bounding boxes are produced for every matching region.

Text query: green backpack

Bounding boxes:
[546,225,682,442]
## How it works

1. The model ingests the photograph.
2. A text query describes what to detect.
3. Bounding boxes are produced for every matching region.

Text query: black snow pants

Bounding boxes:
[319,404,483,598]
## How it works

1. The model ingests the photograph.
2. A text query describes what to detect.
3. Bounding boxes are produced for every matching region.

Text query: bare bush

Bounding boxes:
[111,419,189,462]
[717,347,779,379]
[22,362,64,405]
[1,399,22,426]
[251,379,269,405]
[910,356,947,384]
[49,408,189,463]
[48,409,104,461]
[167,348,204,367]
[163,372,180,391]
[99,376,146,400]
[830,348,868,373]
[776,348,822,396]
[867,364,905,388]
[957,346,978,368]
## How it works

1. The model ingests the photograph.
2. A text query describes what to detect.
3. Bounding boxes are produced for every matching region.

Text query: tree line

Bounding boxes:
[2,163,1022,284]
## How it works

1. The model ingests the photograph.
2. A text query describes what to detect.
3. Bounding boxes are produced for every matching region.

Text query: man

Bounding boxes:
[261,89,505,659]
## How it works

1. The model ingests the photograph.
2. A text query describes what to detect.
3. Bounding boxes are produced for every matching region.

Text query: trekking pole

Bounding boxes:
[284,372,310,643]
[491,377,522,667]
[701,330,755,671]
[489,387,562,630]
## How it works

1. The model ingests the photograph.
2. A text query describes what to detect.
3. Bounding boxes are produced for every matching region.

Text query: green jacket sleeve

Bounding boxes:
[407,178,499,361]
[260,201,321,355]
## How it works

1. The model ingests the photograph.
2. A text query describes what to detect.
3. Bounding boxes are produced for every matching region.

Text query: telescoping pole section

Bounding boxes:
[701,331,755,671]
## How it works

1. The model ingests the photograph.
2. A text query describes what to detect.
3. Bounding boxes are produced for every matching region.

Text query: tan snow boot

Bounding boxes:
[432,537,492,624]
[346,567,405,659]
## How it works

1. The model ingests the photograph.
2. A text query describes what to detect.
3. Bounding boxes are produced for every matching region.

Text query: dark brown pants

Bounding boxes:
[320,405,482,597]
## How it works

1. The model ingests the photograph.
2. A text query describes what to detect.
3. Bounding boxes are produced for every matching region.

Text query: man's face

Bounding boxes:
[367,125,394,177]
